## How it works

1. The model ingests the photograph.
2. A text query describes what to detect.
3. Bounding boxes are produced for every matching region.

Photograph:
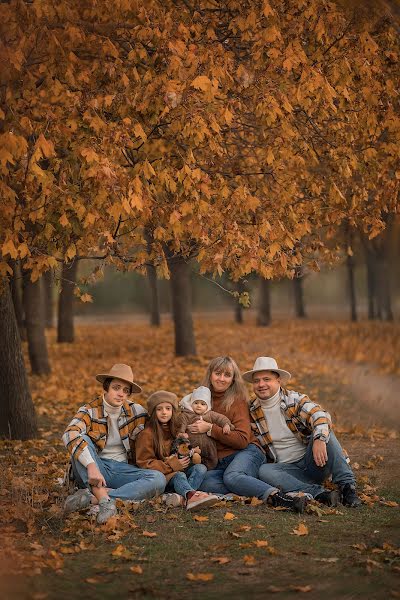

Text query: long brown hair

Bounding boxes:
[148,405,181,460]
[202,356,248,411]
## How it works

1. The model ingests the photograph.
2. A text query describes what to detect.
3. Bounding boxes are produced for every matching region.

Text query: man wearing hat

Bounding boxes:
[62,364,166,524]
[243,357,361,508]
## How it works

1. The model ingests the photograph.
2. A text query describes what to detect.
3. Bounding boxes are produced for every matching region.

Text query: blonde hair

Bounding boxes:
[202,356,248,411]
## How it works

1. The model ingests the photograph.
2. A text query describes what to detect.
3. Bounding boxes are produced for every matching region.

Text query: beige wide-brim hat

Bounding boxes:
[242,357,291,385]
[96,363,142,393]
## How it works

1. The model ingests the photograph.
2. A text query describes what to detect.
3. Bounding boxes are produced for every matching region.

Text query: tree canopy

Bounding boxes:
[1,0,399,284]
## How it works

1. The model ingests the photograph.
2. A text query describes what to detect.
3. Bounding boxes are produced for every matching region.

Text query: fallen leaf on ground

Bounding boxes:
[210,556,230,564]
[290,584,313,592]
[224,512,236,520]
[380,500,398,507]
[243,554,256,565]
[142,530,157,537]
[249,497,264,506]
[266,586,284,592]
[129,565,143,574]
[253,540,269,547]
[186,572,214,581]
[292,523,309,536]
[85,577,101,584]
[193,515,209,522]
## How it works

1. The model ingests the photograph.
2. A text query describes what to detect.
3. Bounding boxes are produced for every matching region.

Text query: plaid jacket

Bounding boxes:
[62,396,147,463]
[249,389,332,463]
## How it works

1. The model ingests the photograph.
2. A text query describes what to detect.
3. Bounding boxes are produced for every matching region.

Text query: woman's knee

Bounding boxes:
[193,463,207,476]
[148,470,167,493]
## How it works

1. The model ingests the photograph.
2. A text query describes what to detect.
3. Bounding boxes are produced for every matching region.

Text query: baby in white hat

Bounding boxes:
[179,386,234,470]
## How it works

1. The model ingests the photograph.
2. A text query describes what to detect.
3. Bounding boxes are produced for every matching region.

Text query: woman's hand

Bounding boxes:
[188,420,212,434]
[87,463,106,488]
[313,439,328,467]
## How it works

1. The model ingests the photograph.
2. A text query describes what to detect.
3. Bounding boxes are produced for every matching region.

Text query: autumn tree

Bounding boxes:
[0,0,399,429]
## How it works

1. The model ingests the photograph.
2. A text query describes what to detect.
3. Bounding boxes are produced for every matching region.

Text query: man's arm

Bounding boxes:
[62,406,93,461]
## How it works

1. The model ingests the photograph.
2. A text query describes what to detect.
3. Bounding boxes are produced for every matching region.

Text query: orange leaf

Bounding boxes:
[243,554,256,565]
[142,530,157,537]
[129,565,143,574]
[292,523,308,536]
[290,585,313,593]
[186,572,214,582]
[253,540,269,547]
[210,556,230,565]
[224,512,236,520]
[193,515,209,522]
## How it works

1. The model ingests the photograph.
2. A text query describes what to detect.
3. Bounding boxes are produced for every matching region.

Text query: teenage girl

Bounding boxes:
[135,390,219,510]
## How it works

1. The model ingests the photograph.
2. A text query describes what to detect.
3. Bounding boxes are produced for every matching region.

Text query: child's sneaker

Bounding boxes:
[162,493,185,508]
[186,491,219,511]
[97,498,117,524]
[64,488,92,514]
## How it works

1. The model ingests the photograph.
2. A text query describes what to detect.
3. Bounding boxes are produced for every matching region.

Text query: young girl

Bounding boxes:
[135,390,219,511]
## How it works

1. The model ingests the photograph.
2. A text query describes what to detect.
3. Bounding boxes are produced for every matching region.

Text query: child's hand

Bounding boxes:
[192,446,201,454]
[177,456,191,469]
[222,424,231,435]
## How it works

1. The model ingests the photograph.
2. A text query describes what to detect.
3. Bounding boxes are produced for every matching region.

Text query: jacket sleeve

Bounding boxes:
[296,394,332,441]
[209,400,251,449]
[62,406,92,461]
[135,429,183,475]
[207,411,234,429]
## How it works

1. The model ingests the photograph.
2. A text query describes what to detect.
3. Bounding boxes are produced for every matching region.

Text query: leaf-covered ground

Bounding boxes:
[1,318,399,600]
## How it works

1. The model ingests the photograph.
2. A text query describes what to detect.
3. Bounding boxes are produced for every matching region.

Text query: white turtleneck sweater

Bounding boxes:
[78,397,127,468]
[260,389,306,464]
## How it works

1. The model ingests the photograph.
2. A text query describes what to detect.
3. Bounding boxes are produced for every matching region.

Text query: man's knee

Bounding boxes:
[259,464,281,485]
[147,470,166,494]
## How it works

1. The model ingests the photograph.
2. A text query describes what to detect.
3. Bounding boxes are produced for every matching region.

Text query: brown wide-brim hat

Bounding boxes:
[147,390,179,415]
[96,363,142,394]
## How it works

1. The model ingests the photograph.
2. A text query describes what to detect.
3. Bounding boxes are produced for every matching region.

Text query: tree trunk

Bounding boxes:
[42,269,54,328]
[146,264,161,326]
[293,267,307,318]
[9,259,26,341]
[257,277,271,326]
[0,279,38,439]
[22,270,51,375]
[168,255,196,356]
[234,280,245,324]
[346,251,358,322]
[364,242,376,320]
[58,258,78,343]
[375,242,394,322]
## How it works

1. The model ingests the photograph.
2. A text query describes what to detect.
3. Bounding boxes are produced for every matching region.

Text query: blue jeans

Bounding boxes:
[71,436,166,501]
[166,464,207,498]
[199,444,277,500]
[258,431,356,497]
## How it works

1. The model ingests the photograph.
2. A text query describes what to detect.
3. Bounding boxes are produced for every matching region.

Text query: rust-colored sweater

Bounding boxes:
[135,424,184,482]
[210,390,262,459]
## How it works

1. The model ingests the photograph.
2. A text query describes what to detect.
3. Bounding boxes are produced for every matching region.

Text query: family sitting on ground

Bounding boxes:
[63,356,362,524]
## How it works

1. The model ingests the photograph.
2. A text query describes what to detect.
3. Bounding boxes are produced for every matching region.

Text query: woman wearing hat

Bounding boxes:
[189,356,307,513]
[62,364,166,524]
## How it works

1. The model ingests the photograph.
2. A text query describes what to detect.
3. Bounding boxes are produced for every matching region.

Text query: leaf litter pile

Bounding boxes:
[1,317,399,599]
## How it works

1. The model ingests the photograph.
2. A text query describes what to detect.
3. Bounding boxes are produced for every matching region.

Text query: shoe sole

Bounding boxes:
[186,496,219,511]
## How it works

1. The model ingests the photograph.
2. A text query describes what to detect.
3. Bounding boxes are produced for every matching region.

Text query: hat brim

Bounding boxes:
[96,374,142,393]
[242,368,291,384]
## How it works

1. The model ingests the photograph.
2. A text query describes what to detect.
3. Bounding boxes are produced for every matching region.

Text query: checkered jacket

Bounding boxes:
[249,389,332,463]
[62,395,147,463]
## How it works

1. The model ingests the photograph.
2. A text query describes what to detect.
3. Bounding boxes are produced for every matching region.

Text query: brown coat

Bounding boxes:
[179,409,234,470]
[135,425,184,482]
[210,392,262,460]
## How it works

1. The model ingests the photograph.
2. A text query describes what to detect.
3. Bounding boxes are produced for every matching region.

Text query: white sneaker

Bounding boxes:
[186,491,219,511]
[97,498,117,524]
[64,488,92,514]
[162,493,185,508]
